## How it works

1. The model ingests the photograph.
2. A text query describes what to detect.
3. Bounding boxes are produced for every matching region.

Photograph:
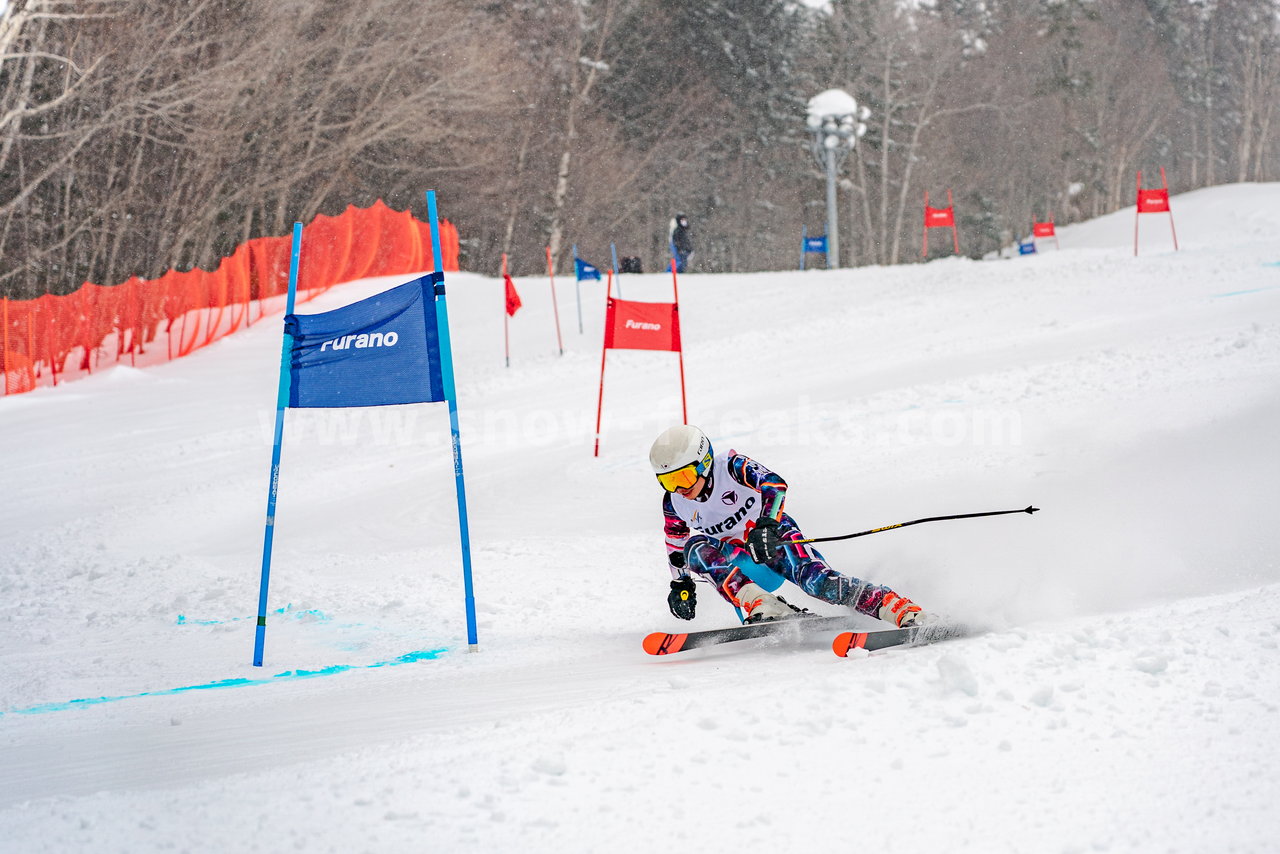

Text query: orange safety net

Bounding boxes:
[1,200,459,395]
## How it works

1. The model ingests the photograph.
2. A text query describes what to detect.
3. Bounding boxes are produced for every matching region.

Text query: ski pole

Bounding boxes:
[795,505,1039,545]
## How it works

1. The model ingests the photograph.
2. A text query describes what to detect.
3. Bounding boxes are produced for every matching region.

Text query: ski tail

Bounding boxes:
[831,631,870,657]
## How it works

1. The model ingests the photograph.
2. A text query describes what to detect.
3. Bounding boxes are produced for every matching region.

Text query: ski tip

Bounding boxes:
[643,632,687,656]
[832,632,852,657]
[831,631,868,658]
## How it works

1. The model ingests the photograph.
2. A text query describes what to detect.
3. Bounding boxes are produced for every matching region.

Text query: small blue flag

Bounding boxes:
[1018,239,1037,255]
[804,236,828,253]
[575,257,602,281]
[285,273,445,408]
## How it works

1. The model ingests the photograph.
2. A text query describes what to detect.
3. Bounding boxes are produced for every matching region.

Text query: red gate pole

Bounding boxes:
[2,297,9,395]
[592,271,612,457]
[46,303,58,386]
[1134,171,1142,256]
[502,253,511,368]
[948,188,960,255]
[1162,167,1179,250]
[671,258,688,425]
[126,279,138,366]
[921,190,930,258]
[547,246,564,356]
[166,275,175,362]
[27,301,36,386]
[84,289,94,376]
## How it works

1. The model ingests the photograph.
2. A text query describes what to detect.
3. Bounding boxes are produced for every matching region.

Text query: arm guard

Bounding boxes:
[662,493,691,578]
[727,453,788,521]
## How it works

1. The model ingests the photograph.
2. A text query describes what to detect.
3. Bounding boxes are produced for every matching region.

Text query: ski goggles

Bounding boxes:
[656,463,702,492]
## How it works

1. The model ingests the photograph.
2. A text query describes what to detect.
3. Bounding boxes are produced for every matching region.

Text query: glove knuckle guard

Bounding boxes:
[668,578,697,620]
[746,517,781,564]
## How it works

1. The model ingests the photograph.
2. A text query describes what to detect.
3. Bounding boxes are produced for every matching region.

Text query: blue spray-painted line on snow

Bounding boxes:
[0,647,448,718]
[1211,284,1280,298]
[176,603,330,627]
[177,606,392,657]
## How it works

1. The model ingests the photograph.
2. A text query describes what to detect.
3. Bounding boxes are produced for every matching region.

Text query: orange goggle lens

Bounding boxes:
[656,463,700,492]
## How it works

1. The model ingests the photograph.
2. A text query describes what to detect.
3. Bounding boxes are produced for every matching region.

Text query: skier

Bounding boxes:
[650,424,924,626]
[669,213,693,273]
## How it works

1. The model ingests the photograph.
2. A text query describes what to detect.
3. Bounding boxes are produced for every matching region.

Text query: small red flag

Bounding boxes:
[504,274,522,317]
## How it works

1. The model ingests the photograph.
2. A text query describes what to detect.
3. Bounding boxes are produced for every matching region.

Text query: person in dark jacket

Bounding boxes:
[669,213,693,273]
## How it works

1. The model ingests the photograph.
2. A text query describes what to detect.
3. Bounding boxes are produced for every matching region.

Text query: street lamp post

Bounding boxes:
[806,90,869,269]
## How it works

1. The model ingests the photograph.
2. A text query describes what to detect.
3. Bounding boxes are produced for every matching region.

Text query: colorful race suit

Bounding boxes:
[662,450,892,617]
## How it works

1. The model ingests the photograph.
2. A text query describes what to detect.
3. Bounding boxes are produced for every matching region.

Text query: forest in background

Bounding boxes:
[1,0,1277,298]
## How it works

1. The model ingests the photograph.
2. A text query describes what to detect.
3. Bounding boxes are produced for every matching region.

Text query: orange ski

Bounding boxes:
[642,614,860,656]
[832,622,970,657]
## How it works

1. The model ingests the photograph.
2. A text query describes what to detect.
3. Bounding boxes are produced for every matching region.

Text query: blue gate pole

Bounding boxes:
[426,191,479,651]
[253,222,303,666]
[800,226,807,271]
[572,243,584,334]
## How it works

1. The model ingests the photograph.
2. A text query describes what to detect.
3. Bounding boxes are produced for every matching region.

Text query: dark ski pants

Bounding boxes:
[682,514,890,617]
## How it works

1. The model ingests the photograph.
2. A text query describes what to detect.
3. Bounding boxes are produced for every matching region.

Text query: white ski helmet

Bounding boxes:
[649,424,713,491]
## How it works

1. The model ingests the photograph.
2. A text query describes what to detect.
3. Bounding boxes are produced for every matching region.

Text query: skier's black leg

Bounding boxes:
[683,535,753,603]
[773,516,891,617]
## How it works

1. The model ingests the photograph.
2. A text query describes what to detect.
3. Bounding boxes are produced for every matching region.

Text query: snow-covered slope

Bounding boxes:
[2,184,1279,853]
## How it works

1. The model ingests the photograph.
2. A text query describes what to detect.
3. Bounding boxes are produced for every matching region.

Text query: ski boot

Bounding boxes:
[878,591,924,627]
[737,582,797,623]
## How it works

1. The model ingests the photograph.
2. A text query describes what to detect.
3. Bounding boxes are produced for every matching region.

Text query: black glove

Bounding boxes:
[746,517,782,564]
[668,577,697,620]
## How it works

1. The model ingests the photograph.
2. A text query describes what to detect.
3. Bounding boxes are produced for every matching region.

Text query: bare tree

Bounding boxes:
[543,1,617,272]
[3,0,1278,296]
[0,0,519,296]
